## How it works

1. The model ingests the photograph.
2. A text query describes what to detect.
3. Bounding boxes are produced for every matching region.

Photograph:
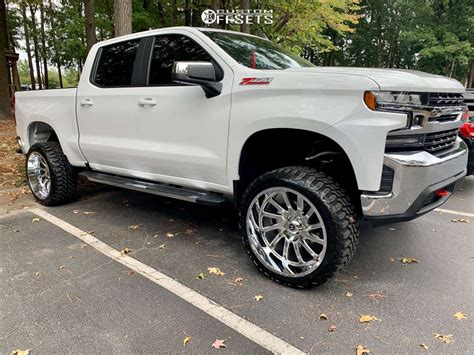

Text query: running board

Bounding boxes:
[79,171,227,207]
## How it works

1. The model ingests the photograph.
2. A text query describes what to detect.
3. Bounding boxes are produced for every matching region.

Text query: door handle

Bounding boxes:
[80,99,94,107]
[138,98,157,107]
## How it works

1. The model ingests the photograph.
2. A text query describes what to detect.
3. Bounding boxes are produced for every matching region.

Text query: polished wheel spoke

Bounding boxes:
[268,197,286,213]
[269,231,284,248]
[262,211,284,220]
[281,191,293,211]
[261,222,285,233]
[293,241,304,263]
[302,231,326,246]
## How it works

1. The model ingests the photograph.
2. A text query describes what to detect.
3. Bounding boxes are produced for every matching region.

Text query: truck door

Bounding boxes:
[128,32,232,188]
[76,37,147,174]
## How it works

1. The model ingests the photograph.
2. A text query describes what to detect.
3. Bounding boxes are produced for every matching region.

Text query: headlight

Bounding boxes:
[364,91,423,111]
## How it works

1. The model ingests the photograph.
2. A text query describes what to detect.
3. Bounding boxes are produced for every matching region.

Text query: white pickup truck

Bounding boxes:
[15,27,468,287]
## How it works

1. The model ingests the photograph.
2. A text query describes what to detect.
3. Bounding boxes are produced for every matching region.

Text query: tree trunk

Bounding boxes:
[191,0,200,27]
[171,0,177,25]
[240,0,250,33]
[0,0,11,120]
[184,0,191,26]
[85,0,96,54]
[114,0,132,37]
[21,3,36,90]
[211,0,219,28]
[40,4,48,89]
[47,0,63,88]
[29,4,43,89]
[468,60,473,88]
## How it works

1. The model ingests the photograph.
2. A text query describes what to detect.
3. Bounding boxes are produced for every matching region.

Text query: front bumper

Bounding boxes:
[361,137,468,223]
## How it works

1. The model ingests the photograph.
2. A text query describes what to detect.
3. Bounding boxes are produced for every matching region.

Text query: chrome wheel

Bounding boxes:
[246,187,327,278]
[27,151,51,200]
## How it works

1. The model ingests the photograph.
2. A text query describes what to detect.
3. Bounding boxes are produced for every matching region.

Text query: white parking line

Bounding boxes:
[434,208,474,218]
[30,208,305,355]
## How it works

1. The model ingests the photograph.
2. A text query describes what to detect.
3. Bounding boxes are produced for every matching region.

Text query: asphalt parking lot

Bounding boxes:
[1,177,473,354]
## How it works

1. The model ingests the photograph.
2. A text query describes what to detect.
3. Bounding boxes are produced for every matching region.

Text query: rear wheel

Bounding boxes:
[26,142,76,206]
[240,166,359,288]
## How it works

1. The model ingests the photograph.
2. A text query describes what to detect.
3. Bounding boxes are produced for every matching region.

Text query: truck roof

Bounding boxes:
[91,26,263,48]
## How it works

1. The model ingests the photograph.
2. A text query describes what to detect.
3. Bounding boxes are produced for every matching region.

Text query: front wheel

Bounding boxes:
[239,166,359,288]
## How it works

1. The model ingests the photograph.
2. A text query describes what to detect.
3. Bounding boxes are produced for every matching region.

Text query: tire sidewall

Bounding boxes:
[240,171,346,287]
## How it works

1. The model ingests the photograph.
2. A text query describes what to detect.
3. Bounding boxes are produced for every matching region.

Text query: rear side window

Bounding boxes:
[148,34,212,85]
[94,39,141,87]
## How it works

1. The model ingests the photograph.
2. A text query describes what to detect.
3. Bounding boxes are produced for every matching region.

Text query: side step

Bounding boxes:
[78,171,227,207]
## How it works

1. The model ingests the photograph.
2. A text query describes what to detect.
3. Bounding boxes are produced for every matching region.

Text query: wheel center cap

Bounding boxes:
[287,220,302,235]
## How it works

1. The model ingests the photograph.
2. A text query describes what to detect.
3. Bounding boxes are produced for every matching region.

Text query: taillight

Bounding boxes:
[459,122,474,139]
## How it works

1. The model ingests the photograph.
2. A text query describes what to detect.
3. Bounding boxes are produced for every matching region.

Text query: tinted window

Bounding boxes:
[94,39,141,87]
[202,31,313,70]
[149,34,212,85]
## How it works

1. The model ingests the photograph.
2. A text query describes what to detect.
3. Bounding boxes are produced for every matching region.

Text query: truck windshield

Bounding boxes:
[201,31,314,70]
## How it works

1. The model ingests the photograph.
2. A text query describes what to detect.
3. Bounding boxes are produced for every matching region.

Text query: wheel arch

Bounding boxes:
[235,128,361,213]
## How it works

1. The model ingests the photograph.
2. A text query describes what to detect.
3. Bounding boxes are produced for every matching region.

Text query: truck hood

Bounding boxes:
[286,67,465,93]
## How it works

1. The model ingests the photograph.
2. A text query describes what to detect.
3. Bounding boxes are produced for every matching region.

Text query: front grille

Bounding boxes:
[428,93,464,107]
[423,129,458,153]
[429,114,458,123]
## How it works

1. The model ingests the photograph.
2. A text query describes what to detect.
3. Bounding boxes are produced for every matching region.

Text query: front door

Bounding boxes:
[130,32,232,189]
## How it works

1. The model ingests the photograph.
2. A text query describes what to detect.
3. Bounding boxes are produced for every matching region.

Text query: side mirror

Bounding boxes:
[172,61,222,98]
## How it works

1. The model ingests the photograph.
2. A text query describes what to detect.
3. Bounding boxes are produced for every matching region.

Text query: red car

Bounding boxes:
[461,90,474,175]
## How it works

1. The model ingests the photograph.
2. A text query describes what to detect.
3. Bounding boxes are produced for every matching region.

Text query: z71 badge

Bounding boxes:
[239,77,273,85]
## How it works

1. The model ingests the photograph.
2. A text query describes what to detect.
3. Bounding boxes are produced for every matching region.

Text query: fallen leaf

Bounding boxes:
[453,312,467,320]
[234,277,244,285]
[69,256,75,259]
[80,244,87,250]
[419,343,429,351]
[59,265,66,271]
[11,349,30,355]
[196,272,206,280]
[329,324,337,332]
[166,232,175,238]
[254,295,263,301]
[86,230,95,235]
[400,257,418,265]
[73,210,80,214]
[183,335,191,347]
[359,315,379,323]
[35,272,40,276]
[159,244,166,249]
[212,339,226,349]
[433,333,453,344]
[451,218,470,223]
[319,313,328,320]
[185,229,196,234]
[32,217,40,223]
[346,292,353,297]
[129,224,139,230]
[368,292,386,302]
[83,211,95,215]
[120,247,131,255]
[208,267,225,276]
[355,345,370,355]
[127,271,135,276]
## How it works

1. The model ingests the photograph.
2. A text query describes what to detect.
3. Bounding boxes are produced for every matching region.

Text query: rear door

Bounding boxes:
[76,38,146,173]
